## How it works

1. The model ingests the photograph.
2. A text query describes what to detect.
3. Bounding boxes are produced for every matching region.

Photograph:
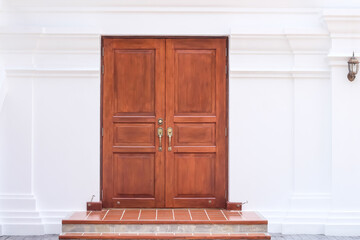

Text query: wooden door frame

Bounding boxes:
[100,36,229,207]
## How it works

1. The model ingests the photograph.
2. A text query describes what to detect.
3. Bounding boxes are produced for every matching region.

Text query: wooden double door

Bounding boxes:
[102,37,228,208]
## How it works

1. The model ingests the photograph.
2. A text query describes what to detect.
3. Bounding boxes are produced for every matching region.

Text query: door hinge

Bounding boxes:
[102,47,104,57]
[225,127,228,137]
[102,127,104,137]
[225,66,227,75]
[225,48,227,56]
[101,65,104,75]
[101,190,103,199]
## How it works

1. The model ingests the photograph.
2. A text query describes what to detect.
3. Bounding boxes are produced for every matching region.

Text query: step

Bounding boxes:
[59,232,271,239]
[62,209,268,234]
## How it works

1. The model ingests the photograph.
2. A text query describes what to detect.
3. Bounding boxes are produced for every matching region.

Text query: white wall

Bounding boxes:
[1,0,360,236]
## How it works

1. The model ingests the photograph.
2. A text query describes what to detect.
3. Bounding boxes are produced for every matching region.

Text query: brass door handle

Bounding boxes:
[167,127,173,151]
[157,127,163,151]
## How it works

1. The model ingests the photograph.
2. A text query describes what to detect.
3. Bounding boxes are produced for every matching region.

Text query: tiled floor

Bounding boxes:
[63,209,267,224]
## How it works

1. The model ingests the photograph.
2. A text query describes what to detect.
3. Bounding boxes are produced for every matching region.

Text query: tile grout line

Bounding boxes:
[204,209,210,221]
[120,209,126,220]
[138,209,142,220]
[84,211,92,220]
[220,209,228,220]
[102,209,110,221]
[188,209,193,221]
[237,210,245,219]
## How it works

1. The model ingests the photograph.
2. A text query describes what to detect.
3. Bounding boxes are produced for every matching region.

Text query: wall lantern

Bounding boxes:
[347,52,359,82]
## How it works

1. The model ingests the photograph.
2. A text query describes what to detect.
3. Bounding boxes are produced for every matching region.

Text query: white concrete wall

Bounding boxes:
[1,0,360,236]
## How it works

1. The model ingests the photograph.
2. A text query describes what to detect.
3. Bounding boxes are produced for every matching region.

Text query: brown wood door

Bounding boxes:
[102,37,227,208]
[165,39,227,208]
[102,38,165,208]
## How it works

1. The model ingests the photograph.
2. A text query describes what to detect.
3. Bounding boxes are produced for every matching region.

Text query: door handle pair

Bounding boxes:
[157,127,173,152]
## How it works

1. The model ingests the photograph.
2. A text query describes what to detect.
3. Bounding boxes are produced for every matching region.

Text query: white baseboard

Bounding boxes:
[264,210,360,236]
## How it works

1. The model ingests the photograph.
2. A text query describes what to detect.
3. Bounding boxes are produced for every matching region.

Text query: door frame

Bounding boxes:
[99,36,229,207]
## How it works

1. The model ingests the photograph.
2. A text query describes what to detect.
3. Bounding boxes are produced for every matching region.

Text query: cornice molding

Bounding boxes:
[230,30,330,54]
[323,9,360,35]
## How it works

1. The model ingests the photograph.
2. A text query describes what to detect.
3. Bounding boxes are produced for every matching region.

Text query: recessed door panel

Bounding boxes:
[114,50,155,114]
[175,153,215,196]
[175,123,216,146]
[113,153,155,197]
[175,50,216,115]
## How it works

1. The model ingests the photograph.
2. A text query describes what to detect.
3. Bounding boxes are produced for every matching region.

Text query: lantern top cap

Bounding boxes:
[348,52,359,65]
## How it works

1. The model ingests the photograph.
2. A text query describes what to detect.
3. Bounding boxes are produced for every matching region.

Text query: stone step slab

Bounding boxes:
[62,223,267,234]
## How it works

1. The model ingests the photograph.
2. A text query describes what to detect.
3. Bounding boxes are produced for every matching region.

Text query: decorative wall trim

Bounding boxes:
[323,10,360,35]
[1,7,321,14]
[0,194,44,235]
[230,69,330,79]
[230,30,330,54]
[263,210,360,236]
[0,77,8,113]
[5,69,100,78]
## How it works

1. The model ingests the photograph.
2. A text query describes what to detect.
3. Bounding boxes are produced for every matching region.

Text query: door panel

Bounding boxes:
[102,38,165,208]
[165,39,227,208]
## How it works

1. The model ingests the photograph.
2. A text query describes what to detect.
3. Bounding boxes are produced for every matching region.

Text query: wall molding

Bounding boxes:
[263,210,360,236]
[5,69,100,78]
[230,69,330,79]
[0,77,8,113]
[1,6,321,14]
[0,194,44,235]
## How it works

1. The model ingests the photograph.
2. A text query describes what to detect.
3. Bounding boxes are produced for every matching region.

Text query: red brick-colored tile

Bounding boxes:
[121,209,140,220]
[107,209,124,215]
[157,209,174,220]
[86,210,107,220]
[103,214,122,221]
[139,209,156,220]
[223,210,243,221]
[206,209,227,221]
[190,209,209,221]
[174,209,191,221]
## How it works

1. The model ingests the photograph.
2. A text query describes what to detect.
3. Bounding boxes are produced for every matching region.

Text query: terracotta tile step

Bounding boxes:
[63,210,268,225]
[59,232,271,239]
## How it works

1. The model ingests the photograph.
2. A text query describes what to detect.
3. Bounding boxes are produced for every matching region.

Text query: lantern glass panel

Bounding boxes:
[349,63,354,73]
